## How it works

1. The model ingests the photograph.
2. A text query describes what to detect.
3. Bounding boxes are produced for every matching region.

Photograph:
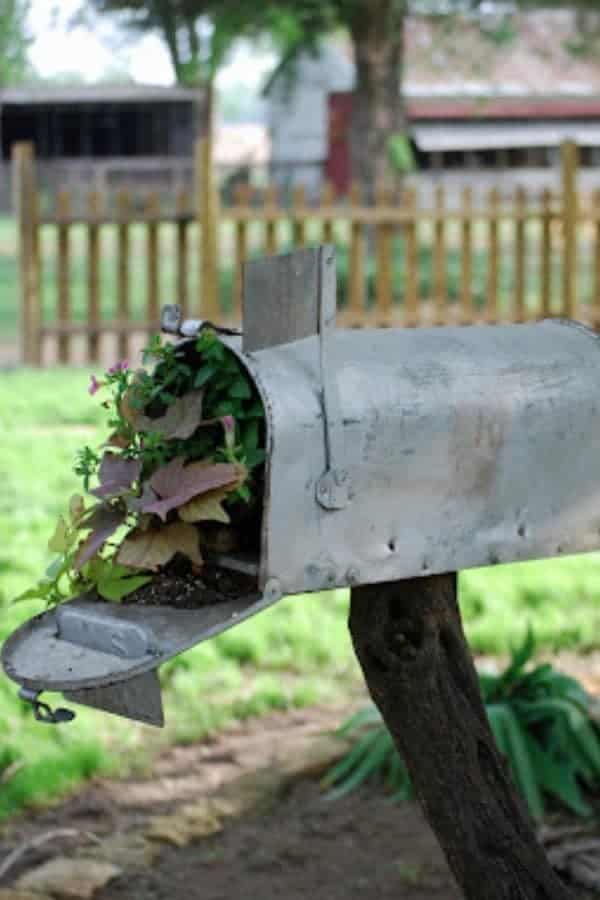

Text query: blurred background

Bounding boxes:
[3,0,600,827]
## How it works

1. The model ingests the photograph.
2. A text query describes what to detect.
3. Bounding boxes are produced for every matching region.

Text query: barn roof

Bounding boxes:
[0,85,201,105]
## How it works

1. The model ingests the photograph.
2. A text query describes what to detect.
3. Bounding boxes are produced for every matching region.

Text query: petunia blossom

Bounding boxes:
[107,360,129,375]
[222,415,235,450]
[88,375,102,396]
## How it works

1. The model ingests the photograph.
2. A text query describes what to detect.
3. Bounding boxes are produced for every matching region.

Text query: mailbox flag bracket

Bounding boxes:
[242,245,350,511]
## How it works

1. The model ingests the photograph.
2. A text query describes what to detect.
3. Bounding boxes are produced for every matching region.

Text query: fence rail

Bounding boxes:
[13,138,597,365]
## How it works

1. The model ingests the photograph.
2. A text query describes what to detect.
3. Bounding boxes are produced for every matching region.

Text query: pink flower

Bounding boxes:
[222,415,235,450]
[108,360,129,375]
[88,375,102,396]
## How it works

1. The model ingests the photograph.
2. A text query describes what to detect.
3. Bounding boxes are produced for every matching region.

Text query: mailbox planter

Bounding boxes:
[4,247,600,729]
[0,247,586,900]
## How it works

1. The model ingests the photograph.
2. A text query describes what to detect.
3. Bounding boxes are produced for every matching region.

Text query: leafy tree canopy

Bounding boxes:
[0,0,32,86]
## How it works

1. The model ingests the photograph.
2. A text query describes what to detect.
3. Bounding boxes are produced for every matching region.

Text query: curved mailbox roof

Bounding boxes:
[240,319,600,596]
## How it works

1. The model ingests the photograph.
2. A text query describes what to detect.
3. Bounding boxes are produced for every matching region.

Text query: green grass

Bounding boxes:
[2,368,600,821]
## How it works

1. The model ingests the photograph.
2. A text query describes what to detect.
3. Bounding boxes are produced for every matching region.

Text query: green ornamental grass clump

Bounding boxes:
[324,630,600,820]
[17,331,266,607]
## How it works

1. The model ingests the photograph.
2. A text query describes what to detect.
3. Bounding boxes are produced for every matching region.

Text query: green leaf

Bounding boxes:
[493,704,545,819]
[229,378,252,400]
[194,363,217,388]
[97,574,152,602]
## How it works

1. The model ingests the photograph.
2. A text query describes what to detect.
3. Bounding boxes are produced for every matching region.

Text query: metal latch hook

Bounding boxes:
[19,688,76,725]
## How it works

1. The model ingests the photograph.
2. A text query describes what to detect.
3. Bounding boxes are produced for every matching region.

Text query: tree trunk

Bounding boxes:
[349,0,407,201]
[348,574,575,900]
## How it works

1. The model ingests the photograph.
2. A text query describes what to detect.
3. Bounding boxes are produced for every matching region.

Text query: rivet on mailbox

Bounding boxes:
[3,245,600,730]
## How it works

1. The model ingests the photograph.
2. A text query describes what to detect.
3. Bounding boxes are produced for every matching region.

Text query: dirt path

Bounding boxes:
[4,659,600,900]
[0,705,461,900]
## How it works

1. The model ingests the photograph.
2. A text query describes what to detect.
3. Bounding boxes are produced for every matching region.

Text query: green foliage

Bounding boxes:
[388,135,416,175]
[325,631,600,820]
[16,330,265,609]
[0,0,31,86]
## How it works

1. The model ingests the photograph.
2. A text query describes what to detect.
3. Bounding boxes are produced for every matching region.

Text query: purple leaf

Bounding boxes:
[142,456,240,522]
[125,482,158,514]
[74,505,126,569]
[90,453,142,499]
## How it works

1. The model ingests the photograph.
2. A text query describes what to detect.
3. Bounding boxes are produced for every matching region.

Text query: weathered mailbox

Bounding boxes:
[4,245,600,728]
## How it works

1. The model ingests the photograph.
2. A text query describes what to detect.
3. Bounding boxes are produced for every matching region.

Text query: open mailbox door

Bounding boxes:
[1,246,337,727]
[5,245,600,727]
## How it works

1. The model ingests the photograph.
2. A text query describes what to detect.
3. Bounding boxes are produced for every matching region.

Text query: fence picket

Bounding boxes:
[321,182,335,246]
[176,189,189,319]
[487,188,500,324]
[460,186,472,324]
[541,188,552,319]
[434,185,446,326]
[13,143,40,364]
[145,192,160,334]
[515,186,526,322]
[264,185,278,256]
[375,182,393,325]
[594,189,600,330]
[405,186,418,326]
[349,182,365,323]
[116,190,131,359]
[562,141,578,319]
[87,191,101,362]
[234,183,251,319]
[292,185,307,248]
[56,190,71,363]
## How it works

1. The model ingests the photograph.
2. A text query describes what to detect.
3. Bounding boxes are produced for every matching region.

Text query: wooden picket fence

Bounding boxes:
[13,137,597,365]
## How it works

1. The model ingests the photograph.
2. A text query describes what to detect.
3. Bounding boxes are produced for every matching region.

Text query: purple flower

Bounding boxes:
[88,375,102,396]
[108,360,129,375]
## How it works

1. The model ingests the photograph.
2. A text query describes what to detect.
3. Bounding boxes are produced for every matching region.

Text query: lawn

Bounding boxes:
[2,366,600,821]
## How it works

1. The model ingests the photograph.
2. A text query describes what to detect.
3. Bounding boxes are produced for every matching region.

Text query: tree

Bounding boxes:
[0,0,31,86]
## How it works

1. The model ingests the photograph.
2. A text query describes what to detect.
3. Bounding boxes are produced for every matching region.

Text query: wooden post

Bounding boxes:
[561,141,578,320]
[86,190,101,363]
[56,190,71,363]
[349,575,575,900]
[12,142,40,365]
[117,189,131,359]
[196,136,220,321]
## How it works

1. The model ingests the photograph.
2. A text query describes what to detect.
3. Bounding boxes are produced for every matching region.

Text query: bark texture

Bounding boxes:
[349,0,407,200]
[348,574,575,900]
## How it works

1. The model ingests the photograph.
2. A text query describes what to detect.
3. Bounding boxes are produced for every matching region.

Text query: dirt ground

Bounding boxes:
[3,698,600,900]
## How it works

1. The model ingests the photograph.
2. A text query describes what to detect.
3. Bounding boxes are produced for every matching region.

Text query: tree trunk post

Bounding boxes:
[348,574,575,900]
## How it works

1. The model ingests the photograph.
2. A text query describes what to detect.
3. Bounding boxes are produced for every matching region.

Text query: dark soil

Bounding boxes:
[120,560,258,610]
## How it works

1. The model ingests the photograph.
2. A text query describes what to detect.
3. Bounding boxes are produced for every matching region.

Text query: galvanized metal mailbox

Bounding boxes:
[4,245,600,727]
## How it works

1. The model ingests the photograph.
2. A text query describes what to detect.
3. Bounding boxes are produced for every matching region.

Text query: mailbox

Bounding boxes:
[4,245,600,726]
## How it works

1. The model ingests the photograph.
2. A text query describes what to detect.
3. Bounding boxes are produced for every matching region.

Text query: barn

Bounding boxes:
[0,84,206,209]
